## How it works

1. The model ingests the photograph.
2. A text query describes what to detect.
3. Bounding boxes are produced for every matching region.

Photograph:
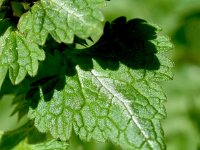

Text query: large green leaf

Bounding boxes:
[29,62,167,149]
[0,27,45,88]
[18,0,105,45]
[28,18,173,149]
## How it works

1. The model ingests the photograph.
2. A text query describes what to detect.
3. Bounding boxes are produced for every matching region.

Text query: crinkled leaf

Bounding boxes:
[29,63,167,149]
[18,0,105,45]
[0,27,45,88]
[28,18,173,150]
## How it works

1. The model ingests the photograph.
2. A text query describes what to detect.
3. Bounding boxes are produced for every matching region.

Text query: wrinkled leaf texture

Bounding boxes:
[28,17,173,150]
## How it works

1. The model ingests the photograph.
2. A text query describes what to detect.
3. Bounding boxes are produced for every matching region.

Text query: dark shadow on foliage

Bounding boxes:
[0,75,30,100]
[0,15,162,150]
[25,17,160,109]
[71,16,160,71]
[26,75,66,108]
[24,42,68,108]
[0,17,160,112]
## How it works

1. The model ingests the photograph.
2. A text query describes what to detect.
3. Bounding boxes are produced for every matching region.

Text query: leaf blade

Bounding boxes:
[28,62,167,149]
[27,18,173,150]
[0,27,45,87]
[18,0,105,45]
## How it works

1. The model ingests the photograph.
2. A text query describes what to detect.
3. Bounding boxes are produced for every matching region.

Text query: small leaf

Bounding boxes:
[0,27,45,88]
[18,0,105,45]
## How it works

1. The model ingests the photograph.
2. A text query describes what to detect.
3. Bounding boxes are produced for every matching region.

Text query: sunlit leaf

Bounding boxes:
[0,27,45,88]
[18,0,105,45]
[28,18,173,150]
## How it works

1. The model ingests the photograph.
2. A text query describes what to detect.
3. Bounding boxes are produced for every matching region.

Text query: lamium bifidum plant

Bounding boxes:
[0,0,173,150]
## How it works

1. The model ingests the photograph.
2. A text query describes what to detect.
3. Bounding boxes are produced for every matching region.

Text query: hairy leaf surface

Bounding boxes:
[18,0,105,45]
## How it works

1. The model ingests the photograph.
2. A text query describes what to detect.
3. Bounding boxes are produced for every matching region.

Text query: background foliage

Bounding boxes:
[0,0,200,149]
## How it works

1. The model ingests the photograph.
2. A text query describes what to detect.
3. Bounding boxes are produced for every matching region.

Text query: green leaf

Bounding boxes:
[18,0,105,45]
[29,62,168,149]
[13,139,68,150]
[0,27,45,88]
[67,133,121,150]
[27,18,173,149]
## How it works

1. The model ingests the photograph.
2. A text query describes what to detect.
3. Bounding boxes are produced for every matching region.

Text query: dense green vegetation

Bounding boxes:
[0,0,200,149]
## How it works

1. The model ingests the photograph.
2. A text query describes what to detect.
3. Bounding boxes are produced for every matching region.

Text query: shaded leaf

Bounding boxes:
[0,121,46,150]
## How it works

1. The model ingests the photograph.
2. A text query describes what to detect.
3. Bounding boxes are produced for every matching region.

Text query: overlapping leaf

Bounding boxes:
[18,0,105,45]
[28,18,173,150]
[0,27,45,88]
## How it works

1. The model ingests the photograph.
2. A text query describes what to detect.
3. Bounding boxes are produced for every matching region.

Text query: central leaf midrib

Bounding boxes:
[90,69,155,149]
